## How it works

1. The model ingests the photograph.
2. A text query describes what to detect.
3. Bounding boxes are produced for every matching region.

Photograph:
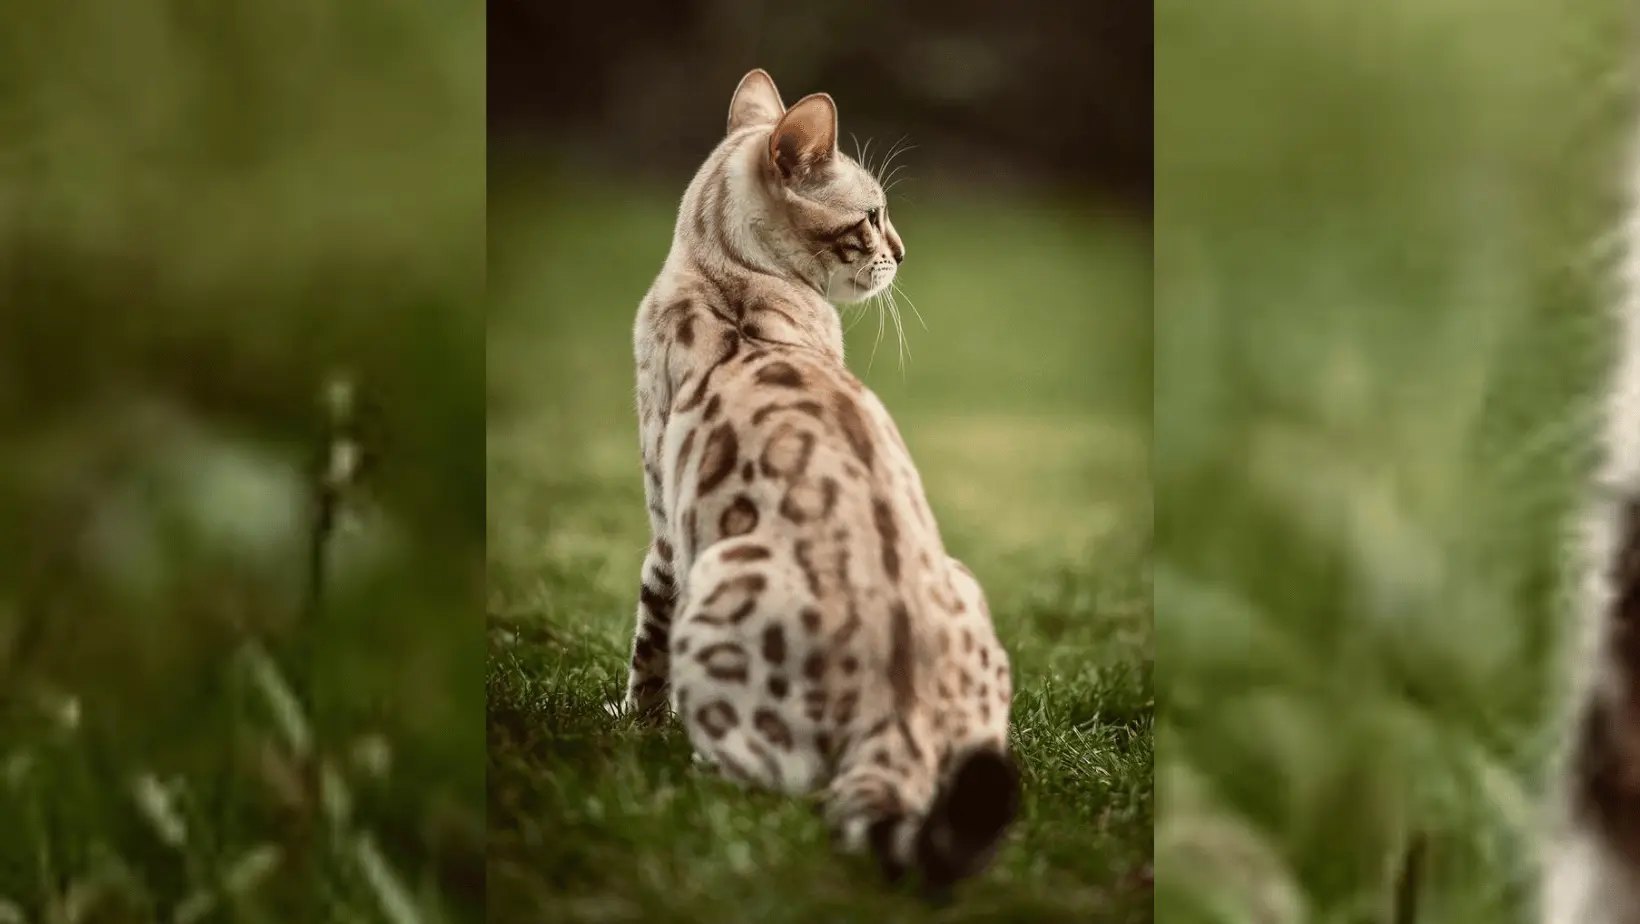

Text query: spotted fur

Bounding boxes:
[1541,134,1640,924]
[621,69,1019,889]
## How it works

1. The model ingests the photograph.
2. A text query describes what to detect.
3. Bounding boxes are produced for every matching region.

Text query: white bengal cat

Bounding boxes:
[621,69,1020,890]
[1540,134,1640,924]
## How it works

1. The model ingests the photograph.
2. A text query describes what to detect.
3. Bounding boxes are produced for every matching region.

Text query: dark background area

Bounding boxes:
[489,0,1152,216]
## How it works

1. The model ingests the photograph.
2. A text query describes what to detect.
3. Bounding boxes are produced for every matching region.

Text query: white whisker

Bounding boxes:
[844,301,870,334]
[866,289,887,375]
[892,280,928,331]
[888,289,909,377]
[877,137,916,184]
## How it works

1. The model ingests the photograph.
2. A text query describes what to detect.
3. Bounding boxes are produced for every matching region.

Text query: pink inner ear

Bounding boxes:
[772,129,804,171]
[771,100,836,173]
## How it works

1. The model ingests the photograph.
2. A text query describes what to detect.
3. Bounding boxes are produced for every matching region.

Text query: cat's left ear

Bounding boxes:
[769,93,837,181]
[727,69,786,134]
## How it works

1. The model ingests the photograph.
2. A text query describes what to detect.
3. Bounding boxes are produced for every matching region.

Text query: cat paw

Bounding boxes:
[614,679,673,726]
[828,814,872,856]
[606,695,670,727]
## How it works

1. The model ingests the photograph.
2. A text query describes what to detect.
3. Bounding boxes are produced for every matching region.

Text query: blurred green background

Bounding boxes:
[486,2,1154,920]
[0,2,483,921]
[1156,1,1635,921]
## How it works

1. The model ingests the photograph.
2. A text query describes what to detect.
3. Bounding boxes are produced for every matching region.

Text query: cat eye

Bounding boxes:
[866,207,881,227]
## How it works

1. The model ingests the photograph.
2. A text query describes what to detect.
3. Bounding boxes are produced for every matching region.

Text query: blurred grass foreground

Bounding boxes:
[0,3,484,922]
[1157,1,1634,922]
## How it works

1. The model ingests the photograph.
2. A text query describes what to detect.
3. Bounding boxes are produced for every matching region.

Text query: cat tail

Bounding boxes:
[1541,230,1640,921]
[1545,142,1640,920]
[868,743,1021,896]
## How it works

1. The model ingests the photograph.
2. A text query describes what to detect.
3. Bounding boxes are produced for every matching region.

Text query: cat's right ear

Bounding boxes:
[727,69,786,134]
[768,93,838,182]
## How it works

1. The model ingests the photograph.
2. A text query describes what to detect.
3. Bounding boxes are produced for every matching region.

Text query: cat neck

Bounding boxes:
[658,251,846,364]
[664,133,846,363]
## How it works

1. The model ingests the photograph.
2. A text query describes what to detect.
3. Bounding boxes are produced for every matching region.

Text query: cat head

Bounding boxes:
[714,68,905,304]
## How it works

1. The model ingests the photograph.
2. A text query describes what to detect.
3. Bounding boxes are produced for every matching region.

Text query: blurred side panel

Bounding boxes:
[0,2,485,921]
[1155,1,1635,921]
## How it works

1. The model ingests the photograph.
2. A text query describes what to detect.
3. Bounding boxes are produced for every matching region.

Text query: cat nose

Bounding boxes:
[893,248,905,265]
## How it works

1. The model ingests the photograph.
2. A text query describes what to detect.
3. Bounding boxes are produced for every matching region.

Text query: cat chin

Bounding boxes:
[827,274,892,305]
[830,286,885,305]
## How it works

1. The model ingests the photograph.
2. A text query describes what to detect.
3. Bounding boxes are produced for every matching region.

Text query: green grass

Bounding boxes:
[486,165,1153,923]
[0,3,484,920]
[1155,1,1635,921]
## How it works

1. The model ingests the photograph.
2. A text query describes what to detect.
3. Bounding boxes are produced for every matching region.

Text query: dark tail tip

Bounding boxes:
[913,745,1022,889]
